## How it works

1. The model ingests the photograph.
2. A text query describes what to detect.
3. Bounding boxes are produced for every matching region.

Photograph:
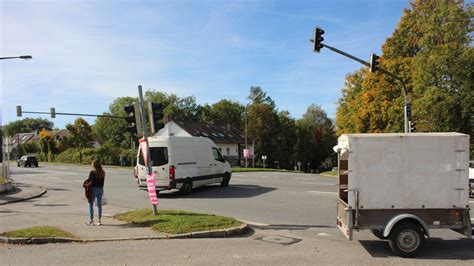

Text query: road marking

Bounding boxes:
[74,179,84,182]
[47,177,60,180]
[240,220,270,226]
[308,191,337,195]
[301,182,336,186]
[469,200,474,204]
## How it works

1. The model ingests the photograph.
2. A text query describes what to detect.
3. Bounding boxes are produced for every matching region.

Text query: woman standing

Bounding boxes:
[85,159,105,225]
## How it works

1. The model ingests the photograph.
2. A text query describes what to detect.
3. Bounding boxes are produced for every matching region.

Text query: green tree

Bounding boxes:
[247,103,279,167]
[38,129,57,162]
[3,118,53,136]
[276,111,296,169]
[66,118,94,163]
[295,105,336,172]
[209,99,245,130]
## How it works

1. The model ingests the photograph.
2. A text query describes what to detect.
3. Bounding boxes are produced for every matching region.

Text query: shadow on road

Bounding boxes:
[359,238,474,260]
[158,184,276,199]
[251,224,336,231]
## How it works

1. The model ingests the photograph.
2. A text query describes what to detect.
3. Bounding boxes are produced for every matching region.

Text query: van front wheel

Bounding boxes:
[220,174,231,187]
[180,180,192,195]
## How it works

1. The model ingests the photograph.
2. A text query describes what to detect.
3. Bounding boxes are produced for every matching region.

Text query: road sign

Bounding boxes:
[243,148,250,158]
[146,173,159,205]
[262,155,267,160]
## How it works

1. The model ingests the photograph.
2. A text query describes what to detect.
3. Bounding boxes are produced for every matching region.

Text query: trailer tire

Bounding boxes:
[388,222,425,258]
[180,179,192,195]
[371,229,385,240]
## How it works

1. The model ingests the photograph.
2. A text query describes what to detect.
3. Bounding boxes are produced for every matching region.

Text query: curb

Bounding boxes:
[0,223,249,245]
[0,185,47,205]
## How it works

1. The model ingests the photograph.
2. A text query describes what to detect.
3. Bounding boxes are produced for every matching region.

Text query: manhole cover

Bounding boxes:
[255,235,302,246]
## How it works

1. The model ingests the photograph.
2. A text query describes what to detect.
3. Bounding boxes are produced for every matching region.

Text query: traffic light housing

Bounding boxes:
[124,103,143,134]
[370,53,380,73]
[148,102,164,134]
[312,27,324,53]
[16,106,22,117]
[51,108,56,118]
[409,120,416,133]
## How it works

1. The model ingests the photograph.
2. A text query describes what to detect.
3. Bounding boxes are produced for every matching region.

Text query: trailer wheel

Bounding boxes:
[388,222,425,258]
[371,229,385,240]
[180,180,192,195]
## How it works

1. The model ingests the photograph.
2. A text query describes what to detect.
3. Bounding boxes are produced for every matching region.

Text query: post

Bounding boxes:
[130,137,135,167]
[138,85,158,215]
[244,105,248,168]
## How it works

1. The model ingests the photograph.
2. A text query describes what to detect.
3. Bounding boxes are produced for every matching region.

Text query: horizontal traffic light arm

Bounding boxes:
[18,110,127,119]
[321,43,408,99]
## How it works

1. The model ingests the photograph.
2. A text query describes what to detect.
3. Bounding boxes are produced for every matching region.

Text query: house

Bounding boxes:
[156,120,254,166]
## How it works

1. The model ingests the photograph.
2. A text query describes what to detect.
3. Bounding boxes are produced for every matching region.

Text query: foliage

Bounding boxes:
[336,0,473,149]
[113,209,242,235]
[65,118,94,163]
[276,111,297,169]
[37,129,57,162]
[208,99,245,130]
[2,118,53,137]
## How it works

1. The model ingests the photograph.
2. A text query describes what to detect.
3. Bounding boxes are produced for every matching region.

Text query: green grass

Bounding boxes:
[232,167,299,173]
[320,170,338,176]
[0,226,76,239]
[114,209,242,235]
[0,176,7,184]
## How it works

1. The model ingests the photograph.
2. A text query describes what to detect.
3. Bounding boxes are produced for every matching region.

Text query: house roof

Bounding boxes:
[173,120,249,144]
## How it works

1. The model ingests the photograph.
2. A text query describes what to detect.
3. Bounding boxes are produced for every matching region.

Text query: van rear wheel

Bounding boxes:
[180,180,192,195]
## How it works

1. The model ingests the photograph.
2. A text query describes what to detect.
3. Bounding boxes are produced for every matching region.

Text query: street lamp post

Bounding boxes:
[244,91,263,168]
[0,55,32,60]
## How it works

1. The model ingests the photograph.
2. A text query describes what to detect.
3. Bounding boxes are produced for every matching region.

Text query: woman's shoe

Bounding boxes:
[96,221,102,226]
[85,220,94,226]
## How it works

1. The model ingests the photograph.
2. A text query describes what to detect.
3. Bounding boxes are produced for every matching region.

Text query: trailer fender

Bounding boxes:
[383,214,430,238]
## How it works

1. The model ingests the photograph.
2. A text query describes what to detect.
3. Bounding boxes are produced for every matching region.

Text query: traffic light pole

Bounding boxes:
[320,43,410,133]
[137,85,158,216]
[17,109,126,119]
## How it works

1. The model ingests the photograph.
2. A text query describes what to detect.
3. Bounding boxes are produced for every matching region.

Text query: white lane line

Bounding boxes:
[469,200,474,204]
[47,177,60,180]
[301,182,336,186]
[240,220,270,227]
[308,191,337,195]
[41,170,79,175]
[74,180,84,182]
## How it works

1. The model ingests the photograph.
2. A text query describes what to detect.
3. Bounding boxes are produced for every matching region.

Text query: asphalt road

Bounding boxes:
[2,163,474,264]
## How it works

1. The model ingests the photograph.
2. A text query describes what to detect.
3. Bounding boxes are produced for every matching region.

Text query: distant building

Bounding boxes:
[156,120,253,166]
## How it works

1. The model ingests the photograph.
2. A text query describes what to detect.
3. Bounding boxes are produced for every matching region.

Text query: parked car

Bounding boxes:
[17,156,39,167]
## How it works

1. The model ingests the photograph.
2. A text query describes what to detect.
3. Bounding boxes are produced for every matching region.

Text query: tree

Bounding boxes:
[208,99,245,130]
[248,86,275,107]
[295,105,336,172]
[66,118,94,163]
[247,103,279,167]
[38,129,57,162]
[3,118,53,136]
[276,111,296,169]
[145,90,201,121]
[336,0,473,144]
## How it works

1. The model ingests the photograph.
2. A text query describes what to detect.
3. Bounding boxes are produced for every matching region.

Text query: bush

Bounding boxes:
[54,145,130,165]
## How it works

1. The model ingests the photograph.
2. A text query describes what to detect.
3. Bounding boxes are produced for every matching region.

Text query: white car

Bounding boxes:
[469,162,474,197]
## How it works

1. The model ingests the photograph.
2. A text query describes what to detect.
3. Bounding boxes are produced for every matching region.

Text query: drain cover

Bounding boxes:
[256,235,302,246]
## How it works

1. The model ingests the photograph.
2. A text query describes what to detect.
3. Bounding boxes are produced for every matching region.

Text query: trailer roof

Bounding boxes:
[341,132,468,138]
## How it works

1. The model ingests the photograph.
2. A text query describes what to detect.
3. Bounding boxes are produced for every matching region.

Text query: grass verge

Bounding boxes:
[320,170,338,176]
[0,226,76,239]
[232,167,299,173]
[114,209,242,235]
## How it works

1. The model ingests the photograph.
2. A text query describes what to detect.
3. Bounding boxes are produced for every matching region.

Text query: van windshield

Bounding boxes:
[150,147,168,166]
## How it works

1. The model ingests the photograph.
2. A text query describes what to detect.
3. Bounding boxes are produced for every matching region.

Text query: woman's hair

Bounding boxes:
[92,159,105,179]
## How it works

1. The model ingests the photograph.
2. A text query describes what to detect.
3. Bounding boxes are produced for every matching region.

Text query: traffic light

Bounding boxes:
[51,108,56,118]
[16,106,22,117]
[370,53,380,73]
[409,120,416,133]
[124,103,142,134]
[312,27,325,53]
[148,102,164,134]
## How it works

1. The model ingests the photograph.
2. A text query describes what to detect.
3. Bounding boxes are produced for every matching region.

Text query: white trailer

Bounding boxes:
[334,133,471,257]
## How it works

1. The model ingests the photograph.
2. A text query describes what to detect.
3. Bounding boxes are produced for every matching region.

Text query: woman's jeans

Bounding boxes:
[88,186,103,221]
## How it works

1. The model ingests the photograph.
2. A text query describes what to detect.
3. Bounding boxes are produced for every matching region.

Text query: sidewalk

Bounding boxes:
[0,183,246,243]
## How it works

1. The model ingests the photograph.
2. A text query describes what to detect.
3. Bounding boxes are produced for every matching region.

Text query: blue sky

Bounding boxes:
[1,0,409,129]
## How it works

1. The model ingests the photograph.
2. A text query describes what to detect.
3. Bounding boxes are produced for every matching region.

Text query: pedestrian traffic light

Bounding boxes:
[148,102,164,134]
[16,106,22,117]
[370,53,380,73]
[312,27,325,53]
[124,103,143,134]
[409,120,416,133]
[51,108,56,118]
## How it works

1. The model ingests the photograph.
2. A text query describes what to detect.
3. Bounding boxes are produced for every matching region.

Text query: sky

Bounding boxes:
[1,0,410,129]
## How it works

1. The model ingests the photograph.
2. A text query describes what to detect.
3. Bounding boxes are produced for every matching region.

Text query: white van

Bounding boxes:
[134,136,232,195]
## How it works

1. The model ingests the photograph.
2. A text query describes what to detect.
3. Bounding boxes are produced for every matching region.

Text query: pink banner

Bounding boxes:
[146,173,159,205]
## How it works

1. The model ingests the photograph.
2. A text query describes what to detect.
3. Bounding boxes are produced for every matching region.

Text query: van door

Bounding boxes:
[211,147,226,183]
[149,146,169,187]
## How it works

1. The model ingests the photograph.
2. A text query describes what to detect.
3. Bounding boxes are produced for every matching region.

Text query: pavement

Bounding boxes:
[0,181,246,243]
